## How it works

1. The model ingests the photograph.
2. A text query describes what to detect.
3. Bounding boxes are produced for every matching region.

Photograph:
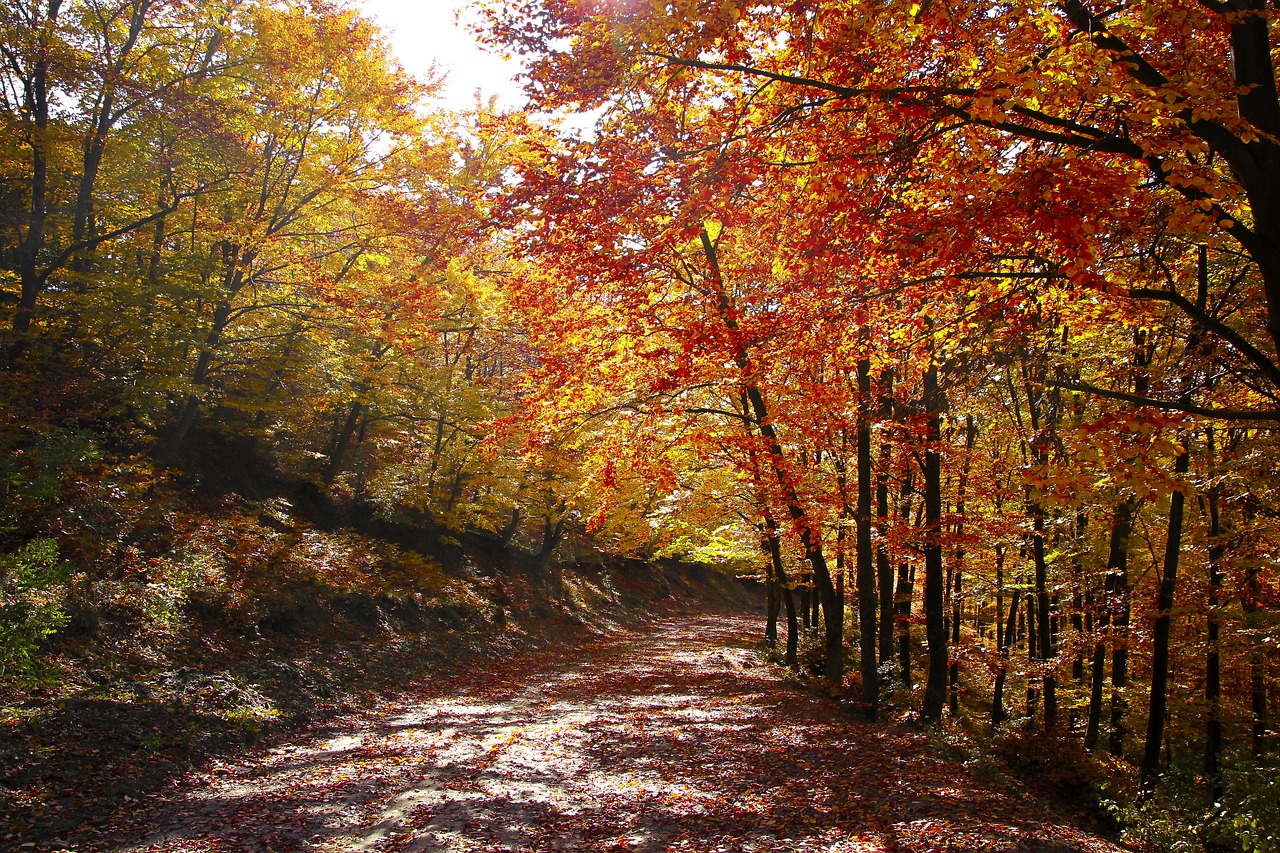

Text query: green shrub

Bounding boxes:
[0,538,72,679]
[1216,757,1280,853]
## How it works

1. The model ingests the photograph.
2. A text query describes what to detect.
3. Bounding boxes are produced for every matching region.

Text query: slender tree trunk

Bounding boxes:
[1071,513,1088,733]
[157,245,251,464]
[764,512,799,668]
[1032,507,1056,727]
[876,370,896,669]
[8,1,63,364]
[324,400,364,484]
[993,568,1020,727]
[857,357,877,719]
[765,559,780,648]
[701,228,840,683]
[950,415,975,717]
[1084,562,1114,751]
[1026,577,1039,723]
[1141,431,1192,794]
[922,361,948,722]
[1204,426,1225,796]
[1108,498,1136,756]
[1243,562,1268,755]
[896,469,915,689]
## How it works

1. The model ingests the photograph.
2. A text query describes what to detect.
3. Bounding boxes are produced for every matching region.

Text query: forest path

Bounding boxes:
[75,616,1121,853]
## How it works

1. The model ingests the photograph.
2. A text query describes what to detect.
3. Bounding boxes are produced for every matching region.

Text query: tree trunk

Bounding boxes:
[499,507,521,547]
[1032,507,1056,728]
[701,227,841,683]
[1141,431,1191,794]
[157,246,251,464]
[764,512,799,668]
[1108,498,1136,757]
[950,415,975,717]
[1084,562,1114,751]
[324,399,364,484]
[993,571,1020,727]
[1026,576,1039,724]
[1204,425,1225,796]
[1071,513,1088,725]
[857,357,877,719]
[765,561,780,648]
[896,468,915,689]
[8,1,62,364]
[922,361,948,722]
[877,368,896,670]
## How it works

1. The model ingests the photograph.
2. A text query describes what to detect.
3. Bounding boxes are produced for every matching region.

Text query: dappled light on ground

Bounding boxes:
[67,617,1121,853]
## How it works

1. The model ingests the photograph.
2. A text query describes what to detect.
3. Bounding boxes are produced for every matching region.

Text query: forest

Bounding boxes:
[2,0,1278,851]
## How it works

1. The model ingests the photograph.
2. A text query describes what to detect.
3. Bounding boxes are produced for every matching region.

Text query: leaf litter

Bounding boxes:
[48,616,1124,853]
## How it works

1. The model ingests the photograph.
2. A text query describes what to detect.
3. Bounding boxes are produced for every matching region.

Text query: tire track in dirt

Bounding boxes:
[66,616,1122,853]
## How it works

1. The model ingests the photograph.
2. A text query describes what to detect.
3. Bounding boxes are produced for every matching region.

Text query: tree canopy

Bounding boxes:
[3,0,1278,848]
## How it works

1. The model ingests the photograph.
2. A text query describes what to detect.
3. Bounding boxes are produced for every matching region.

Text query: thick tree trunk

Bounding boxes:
[499,507,521,547]
[536,510,566,573]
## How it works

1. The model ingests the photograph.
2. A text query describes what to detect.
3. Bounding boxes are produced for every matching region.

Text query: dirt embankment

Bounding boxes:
[1,515,759,850]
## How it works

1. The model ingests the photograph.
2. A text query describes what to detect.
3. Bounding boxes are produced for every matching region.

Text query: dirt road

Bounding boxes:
[63,616,1122,853]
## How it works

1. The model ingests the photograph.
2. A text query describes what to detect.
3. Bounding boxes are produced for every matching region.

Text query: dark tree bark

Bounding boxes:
[992,541,1018,726]
[325,400,364,484]
[764,514,800,668]
[896,467,915,689]
[950,415,976,717]
[1107,498,1136,756]
[1072,515,1088,687]
[1141,430,1192,795]
[922,361,948,722]
[1204,425,1225,796]
[765,559,780,648]
[1026,577,1039,723]
[877,369,896,670]
[1084,556,1115,751]
[499,507,522,548]
[857,357,877,719]
[8,0,63,364]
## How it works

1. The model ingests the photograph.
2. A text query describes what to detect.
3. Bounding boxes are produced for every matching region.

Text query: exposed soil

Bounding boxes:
[45,615,1124,853]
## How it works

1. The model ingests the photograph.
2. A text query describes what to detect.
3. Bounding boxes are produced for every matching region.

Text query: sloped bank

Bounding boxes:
[0,514,757,849]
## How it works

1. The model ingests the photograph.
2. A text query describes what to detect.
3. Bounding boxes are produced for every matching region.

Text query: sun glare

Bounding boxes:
[357,0,527,109]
